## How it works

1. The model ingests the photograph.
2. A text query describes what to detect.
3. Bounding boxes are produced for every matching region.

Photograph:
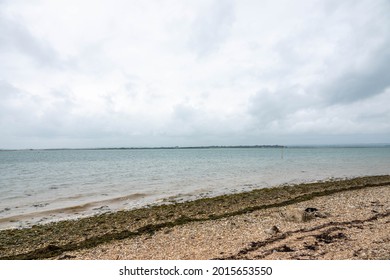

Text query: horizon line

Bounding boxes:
[1,143,390,151]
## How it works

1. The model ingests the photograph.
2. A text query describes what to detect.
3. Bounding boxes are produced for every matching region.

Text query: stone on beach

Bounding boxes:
[264,225,280,235]
[280,207,328,222]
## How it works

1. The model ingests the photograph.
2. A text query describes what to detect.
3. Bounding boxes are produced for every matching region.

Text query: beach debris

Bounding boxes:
[32,203,49,208]
[304,242,318,251]
[279,207,329,222]
[264,225,280,235]
[315,231,347,244]
[370,200,381,206]
[280,208,314,222]
[274,244,294,252]
[57,254,76,260]
[0,208,11,213]
[306,207,329,218]
[92,205,110,211]
[353,249,369,259]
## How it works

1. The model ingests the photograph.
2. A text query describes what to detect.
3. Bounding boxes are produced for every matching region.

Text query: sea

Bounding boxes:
[1,146,389,229]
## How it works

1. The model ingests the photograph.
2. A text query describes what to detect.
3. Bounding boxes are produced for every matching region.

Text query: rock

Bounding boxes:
[280,208,315,222]
[275,245,294,252]
[314,211,329,218]
[264,225,280,235]
[280,207,329,222]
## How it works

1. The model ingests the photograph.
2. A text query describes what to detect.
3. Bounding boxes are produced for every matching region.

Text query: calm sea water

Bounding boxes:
[1,147,389,229]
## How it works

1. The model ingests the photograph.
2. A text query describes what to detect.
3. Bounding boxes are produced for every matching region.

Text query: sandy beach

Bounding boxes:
[1,175,389,260]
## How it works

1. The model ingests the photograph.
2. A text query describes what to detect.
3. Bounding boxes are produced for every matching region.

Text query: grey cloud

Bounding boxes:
[0,82,131,143]
[0,81,22,119]
[123,77,140,99]
[167,103,203,136]
[1,1,390,148]
[173,103,198,122]
[0,80,20,97]
[169,102,244,138]
[321,48,390,105]
[270,0,390,106]
[0,83,76,138]
[248,86,318,128]
[320,1,390,104]
[188,0,235,57]
[248,84,390,138]
[0,12,59,67]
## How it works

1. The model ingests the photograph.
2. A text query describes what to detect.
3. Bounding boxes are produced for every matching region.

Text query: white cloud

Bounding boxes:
[1,0,389,148]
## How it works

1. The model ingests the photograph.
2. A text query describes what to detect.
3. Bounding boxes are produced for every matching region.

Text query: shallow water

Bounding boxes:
[1,147,389,229]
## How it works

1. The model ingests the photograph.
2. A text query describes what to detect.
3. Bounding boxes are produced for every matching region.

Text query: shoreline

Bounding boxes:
[0,175,356,231]
[0,192,152,231]
[0,175,389,260]
[0,175,382,231]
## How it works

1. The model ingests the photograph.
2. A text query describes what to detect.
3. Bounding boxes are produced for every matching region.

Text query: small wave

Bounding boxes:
[104,193,148,203]
[0,192,150,229]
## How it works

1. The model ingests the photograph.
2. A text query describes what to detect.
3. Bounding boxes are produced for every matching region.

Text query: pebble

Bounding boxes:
[264,225,280,235]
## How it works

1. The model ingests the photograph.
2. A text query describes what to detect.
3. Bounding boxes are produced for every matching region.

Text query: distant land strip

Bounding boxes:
[2,144,390,151]
[0,145,285,151]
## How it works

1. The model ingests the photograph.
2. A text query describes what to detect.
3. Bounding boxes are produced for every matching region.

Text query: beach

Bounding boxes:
[0,175,389,260]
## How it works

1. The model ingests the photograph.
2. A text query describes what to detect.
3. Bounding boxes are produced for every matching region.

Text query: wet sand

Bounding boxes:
[0,175,389,260]
[0,192,150,230]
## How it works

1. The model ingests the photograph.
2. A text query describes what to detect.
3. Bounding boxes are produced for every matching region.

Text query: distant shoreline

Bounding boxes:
[1,145,284,151]
[1,144,390,151]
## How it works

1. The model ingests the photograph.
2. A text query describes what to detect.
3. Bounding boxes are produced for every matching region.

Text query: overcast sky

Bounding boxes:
[1,0,389,149]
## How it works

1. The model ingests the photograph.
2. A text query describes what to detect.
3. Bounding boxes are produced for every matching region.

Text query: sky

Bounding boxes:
[1,0,389,149]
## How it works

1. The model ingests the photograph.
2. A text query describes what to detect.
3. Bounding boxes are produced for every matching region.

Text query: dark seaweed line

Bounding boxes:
[2,181,389,260]
[216,211,390,260]
[253,225,348,259]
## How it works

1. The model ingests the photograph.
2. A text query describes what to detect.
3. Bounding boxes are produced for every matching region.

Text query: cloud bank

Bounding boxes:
[1,0,389,148]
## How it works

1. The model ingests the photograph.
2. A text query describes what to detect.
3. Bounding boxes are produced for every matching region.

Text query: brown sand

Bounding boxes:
[68,184,390,260]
